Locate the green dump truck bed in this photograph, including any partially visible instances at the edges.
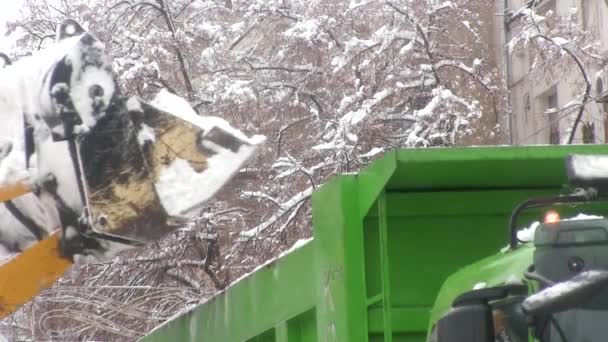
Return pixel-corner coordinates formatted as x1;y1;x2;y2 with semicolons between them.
142;145;608;342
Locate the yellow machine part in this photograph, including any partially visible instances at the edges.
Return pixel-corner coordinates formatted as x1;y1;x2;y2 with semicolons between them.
0;183;73;318
0;231;72;318
0;182;31;200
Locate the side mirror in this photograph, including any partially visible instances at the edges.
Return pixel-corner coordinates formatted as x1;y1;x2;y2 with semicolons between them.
437;303;493;342
522;270;608;316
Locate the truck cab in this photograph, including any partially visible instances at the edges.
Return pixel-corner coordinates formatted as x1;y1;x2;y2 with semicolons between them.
429;155;608;342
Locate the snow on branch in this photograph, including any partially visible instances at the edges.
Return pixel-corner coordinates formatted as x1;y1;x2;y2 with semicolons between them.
272;153;314;183
430;1;453;13
241;191;287;209
415;87;479;119
314;89;393;150
5;0;503;337
508;1;597;145
434;59;479;76
239;187;314;239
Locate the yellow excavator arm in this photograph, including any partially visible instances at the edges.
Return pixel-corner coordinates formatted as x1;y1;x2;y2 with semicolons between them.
0;183;31;201
0;18;262;320
0;183;72;319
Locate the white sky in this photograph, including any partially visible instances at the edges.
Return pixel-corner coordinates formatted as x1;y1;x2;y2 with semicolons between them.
0;1;24;51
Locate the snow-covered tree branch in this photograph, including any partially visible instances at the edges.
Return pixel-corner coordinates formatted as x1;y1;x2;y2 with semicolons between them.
507;2;600;144
2;0;504;339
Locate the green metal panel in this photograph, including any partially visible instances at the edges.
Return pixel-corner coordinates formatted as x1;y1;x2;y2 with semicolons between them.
362;189;560;342
388;145;608;190
357;152;398;220
142;242;316;341
312;175;369;341
428;244;535;327
141;145;608;342
247;329;275;342
277;309;317;342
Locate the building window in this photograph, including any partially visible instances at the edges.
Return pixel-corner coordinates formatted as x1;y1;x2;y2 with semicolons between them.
547;91;560;144
536;0;556;16
582;121;595;144
535;0;557;30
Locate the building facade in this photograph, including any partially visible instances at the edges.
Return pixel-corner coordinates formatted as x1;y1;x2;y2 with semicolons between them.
499;0;608;145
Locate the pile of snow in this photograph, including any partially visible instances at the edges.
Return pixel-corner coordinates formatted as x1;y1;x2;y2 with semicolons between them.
151;90;265;145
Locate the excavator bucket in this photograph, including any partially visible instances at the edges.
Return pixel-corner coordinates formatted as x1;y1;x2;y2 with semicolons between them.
74;91;263;247
0;18;264;319
0;91;263;317
0;19;266;258
0;16;265;316
0;18;263;259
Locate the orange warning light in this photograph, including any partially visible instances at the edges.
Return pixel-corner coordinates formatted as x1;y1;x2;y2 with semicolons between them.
544;211;560;224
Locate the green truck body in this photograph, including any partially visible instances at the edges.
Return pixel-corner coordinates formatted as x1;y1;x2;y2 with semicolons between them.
142;145;608;342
